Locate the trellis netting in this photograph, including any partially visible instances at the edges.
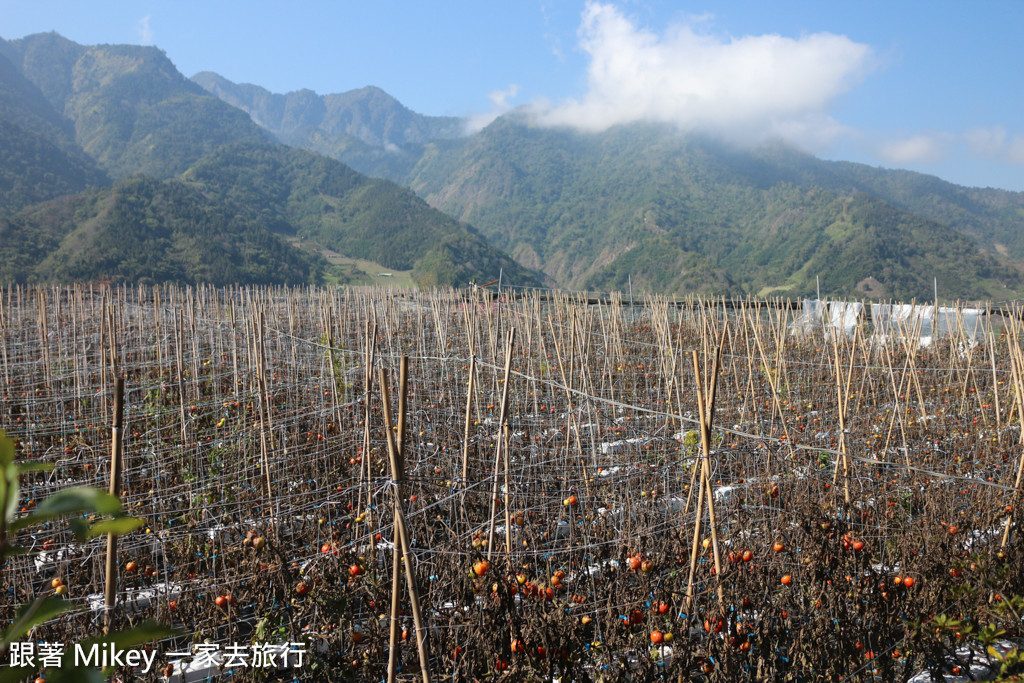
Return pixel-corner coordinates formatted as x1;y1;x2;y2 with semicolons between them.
3;284;1022;682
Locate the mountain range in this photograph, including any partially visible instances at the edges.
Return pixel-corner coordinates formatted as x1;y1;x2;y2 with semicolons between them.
1;30;1022;300
0;33;537;288
194;71;1024;301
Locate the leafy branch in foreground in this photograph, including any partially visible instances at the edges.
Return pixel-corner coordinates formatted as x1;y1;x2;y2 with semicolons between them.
0;429;179;682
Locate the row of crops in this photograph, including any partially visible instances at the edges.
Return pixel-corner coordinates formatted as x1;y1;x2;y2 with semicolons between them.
2;284;1024;681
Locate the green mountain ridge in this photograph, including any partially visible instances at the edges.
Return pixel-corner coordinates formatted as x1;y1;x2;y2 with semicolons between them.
180;141;541;287
191;71;461;180
399;118;1024;300
191;71;464;149
4;33;270;180
0;33;536;289
0;48;107;213
0;175;318;285
194;71;1024;300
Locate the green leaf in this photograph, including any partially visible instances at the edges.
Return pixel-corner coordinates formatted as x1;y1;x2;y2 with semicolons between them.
0;665;35;683
15;461;56;475
76;620;181;652
9;487;123;532
0;595;80;649
3;462;19;525
69;517;89;540
1;543;29;558
80;516;145;540
43;669;105;683
0;430;14;467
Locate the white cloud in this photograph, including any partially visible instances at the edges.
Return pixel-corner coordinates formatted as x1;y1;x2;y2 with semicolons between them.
489;84;520;110
136;15;153;45
965;126;1007;158
965;126;1024;164
530;2;873;149
464;84;522;133
877;134;950;164
1010;137;1024;164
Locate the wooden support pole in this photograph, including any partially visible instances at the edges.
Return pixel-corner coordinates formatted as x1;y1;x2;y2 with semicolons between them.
461;356;476;487
1002;329;1024;547
685;338;725;610
380;364;431;683
103;376;124;634
694;346;726;598
486;328;516;561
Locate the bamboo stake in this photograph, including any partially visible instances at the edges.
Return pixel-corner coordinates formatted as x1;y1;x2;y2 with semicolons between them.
379;366;431;683
386;359;409;683
486;328;516;561
1001;327;1024;547
461;356;476;487
103;375;124;634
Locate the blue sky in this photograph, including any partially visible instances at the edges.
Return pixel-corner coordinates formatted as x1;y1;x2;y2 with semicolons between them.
2;0;1022;191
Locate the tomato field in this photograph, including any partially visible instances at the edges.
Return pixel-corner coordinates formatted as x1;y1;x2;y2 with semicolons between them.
3;285;1024;682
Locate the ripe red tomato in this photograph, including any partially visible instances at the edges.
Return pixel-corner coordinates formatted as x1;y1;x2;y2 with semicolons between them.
125;561;138;572
214;595;228;608
350;564;363;576
902;576;915;588
295;581;310;595
781;574;793;586
741;550;753;562
650;630;664;644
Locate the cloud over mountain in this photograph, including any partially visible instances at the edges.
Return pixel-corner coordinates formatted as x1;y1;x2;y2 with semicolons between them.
532;2;873;148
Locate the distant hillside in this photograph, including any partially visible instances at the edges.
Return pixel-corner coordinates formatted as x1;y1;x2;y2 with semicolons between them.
0;45;106;213
0;33;537;289
181;141;542;288
395;118;1024;300
739;144;1024;264
194;74;1024;300
0;175;319;285
4;31;1023;299
3;33;268;179
192;72;463;179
